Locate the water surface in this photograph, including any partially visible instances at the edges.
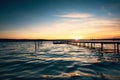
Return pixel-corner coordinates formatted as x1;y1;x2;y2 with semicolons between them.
0;42;120;80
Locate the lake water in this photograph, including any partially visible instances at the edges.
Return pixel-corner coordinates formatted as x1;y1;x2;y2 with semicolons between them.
0;42;120;80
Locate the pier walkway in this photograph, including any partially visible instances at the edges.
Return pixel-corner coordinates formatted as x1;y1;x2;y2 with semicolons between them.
68;39;120;54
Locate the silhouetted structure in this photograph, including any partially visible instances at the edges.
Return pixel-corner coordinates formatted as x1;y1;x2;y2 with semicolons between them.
69;39;120;54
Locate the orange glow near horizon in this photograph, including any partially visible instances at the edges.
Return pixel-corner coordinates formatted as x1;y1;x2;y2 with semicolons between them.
0;31;120;39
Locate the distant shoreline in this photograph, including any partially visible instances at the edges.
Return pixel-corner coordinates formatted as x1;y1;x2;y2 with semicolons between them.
0;38;120;42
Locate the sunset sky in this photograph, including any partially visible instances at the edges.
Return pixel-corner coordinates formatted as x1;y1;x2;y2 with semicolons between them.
0;0;120;39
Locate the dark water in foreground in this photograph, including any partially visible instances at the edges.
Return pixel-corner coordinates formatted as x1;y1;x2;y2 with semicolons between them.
0;42;120;80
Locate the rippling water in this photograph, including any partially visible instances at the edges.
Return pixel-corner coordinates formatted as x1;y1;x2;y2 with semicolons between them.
0;42;120;80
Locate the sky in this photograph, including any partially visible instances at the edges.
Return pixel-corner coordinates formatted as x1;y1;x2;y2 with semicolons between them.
0;0;120;39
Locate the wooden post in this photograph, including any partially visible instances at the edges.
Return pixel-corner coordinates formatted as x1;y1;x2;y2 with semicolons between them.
79;43;81;46
91;43;93;48
87;43;89;48
38;41;39;47
93;43;95;49
114;43;116;54
117;43;119;54
84;43;86;47
35;41;37;53
89;43;90;48
83;43;85;47
101;43;103;52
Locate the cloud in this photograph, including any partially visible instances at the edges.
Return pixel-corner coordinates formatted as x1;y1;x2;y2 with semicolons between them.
1;12;120;39
5;16;120;39
56;12;93;18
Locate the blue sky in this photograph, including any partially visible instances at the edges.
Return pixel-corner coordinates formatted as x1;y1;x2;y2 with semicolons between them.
0;0;120;39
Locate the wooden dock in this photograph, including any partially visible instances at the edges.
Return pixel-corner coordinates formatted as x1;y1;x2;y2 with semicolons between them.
68;39;120;54
30;39;120;54
1;39;119;54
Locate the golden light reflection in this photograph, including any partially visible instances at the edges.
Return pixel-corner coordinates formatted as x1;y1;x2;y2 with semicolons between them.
36;57;101;63
41;71;81;78
41;70;96;78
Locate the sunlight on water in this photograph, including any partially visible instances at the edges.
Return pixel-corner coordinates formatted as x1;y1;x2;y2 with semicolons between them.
0;42;120;80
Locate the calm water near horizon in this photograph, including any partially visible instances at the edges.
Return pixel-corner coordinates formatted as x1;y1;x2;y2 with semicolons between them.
0;42;120;80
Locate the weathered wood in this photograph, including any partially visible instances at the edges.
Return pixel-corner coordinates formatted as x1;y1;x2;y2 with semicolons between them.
79;43;81;46
91;43;93;48
35;41;37;53
117;43;119;54
101;43;103;51
114;43;116;54
69;39;120;54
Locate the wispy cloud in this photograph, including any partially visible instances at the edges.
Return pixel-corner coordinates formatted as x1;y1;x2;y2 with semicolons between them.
1;12;120;39
56;12;93;18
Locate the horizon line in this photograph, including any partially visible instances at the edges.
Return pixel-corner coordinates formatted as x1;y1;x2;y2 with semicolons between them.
0;38;120;40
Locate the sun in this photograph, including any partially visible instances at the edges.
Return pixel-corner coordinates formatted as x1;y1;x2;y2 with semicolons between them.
73;36;83;40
